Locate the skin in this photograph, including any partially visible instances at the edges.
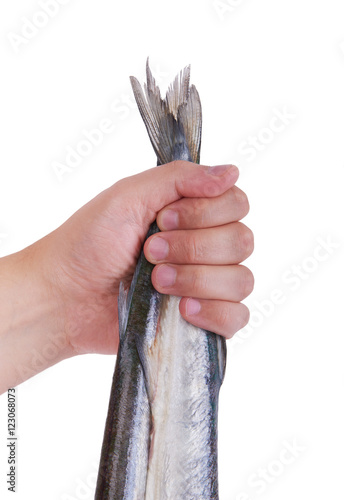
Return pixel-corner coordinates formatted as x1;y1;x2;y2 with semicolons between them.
0;161;253;394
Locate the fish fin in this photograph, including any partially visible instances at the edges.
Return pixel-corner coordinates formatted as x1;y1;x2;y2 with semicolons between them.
118;281;129;343
117;253;144;344
217;334;227;383
178;85;202;164
165;63;191;119
130;58;202;165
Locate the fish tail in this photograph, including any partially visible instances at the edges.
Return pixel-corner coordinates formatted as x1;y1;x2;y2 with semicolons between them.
130;58;202;165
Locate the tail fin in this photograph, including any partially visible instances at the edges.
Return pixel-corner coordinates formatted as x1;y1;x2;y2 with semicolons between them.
130;58;202;165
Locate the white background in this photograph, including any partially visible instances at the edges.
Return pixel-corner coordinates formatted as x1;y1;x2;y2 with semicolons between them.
0;0;343;499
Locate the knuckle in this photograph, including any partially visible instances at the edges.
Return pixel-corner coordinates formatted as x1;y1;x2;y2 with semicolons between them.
239;304;250;328
234;187;250;217
186;233;203;263
193;198;209;225
216;305;231;331
113;177;127;190
224;303;250;338
170;160;185;170
240;266;255;298
236;223;254;258
192;267;208;294
170;160;190;196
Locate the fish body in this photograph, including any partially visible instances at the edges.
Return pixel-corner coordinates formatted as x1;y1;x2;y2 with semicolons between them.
95;60;226;500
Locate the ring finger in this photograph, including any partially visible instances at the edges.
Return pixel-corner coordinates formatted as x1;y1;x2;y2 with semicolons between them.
151;263;254;302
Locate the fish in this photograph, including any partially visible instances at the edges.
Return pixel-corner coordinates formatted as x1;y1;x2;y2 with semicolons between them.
94;59;227;500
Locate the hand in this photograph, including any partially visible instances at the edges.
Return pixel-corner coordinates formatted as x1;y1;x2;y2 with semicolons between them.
47;160;253;355
0;160;253;391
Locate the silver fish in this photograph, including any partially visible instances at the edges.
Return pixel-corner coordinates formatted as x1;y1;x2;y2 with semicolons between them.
95;59;226;500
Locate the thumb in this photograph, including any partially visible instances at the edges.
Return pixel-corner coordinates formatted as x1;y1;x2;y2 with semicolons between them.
113;160;239;216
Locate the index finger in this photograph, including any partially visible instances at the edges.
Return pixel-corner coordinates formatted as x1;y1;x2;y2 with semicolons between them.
157;186;249;231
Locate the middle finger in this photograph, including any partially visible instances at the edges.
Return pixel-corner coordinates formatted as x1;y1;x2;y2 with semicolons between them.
144;222;254;266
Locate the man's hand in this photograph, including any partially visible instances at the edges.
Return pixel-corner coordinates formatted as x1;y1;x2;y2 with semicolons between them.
0;160;253;392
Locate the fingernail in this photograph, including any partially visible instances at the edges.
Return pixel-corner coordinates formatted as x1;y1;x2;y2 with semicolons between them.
148;237;169;260
186;298;201;315
208;164;238;176
156;265;177;287
161;209;179;230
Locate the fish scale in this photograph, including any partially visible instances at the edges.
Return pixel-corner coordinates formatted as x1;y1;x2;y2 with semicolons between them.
95;60;226;500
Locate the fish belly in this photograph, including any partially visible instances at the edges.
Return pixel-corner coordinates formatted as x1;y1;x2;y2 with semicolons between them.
143;295;221;500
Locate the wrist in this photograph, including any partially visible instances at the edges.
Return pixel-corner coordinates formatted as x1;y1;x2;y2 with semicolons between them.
0;238;75;393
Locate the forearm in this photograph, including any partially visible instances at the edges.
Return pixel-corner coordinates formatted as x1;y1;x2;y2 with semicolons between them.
0;241;74;394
